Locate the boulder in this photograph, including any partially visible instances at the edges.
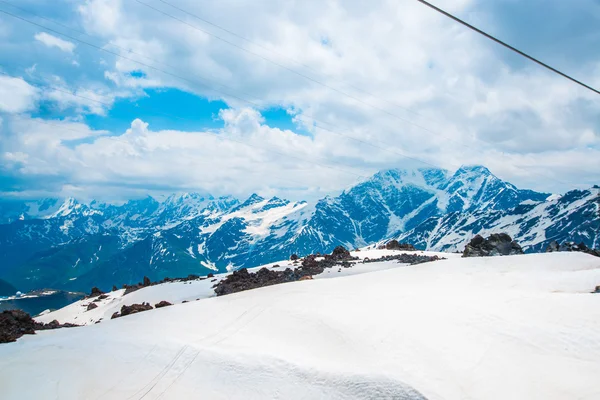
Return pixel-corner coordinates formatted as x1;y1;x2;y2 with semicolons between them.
290;254;299;261
299;275;313;281
86;303;98;311
331;246;352;261
143;276;151;287
463;233;524;257
155;301;172;308
385;240;416;251
112;285;118;292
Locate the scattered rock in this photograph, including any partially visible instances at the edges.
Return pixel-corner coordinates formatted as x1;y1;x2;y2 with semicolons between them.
182;300;188;304
462;233;524;257
86;303;98;311
546;241;600;257
155;301;172;308
290;254;299;261
272;264;280;268
385;240;416;251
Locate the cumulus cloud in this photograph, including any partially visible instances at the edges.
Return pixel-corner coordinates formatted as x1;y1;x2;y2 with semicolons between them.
34;32;76;53
0;76;38;113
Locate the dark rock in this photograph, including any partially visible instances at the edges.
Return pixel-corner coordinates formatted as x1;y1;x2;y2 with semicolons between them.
143;276;151;287
0;310;36;343
1;310;79;343
546;241;600;257
112;285;118;292
86;303;98;311
593;285;600;293
272;264;280;268
182;300;188;304
331;246;352;260
207;273;214;278
123;284;142;295
87;287;104;298
112;302;153;319
290;254;299;261
362;253;443;265
385;240;416;251
462;233;524;257
97;294;109;300
155;301;172;308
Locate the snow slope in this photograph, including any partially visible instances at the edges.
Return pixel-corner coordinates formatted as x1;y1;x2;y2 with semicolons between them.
2;251;600;399
35;249;457;326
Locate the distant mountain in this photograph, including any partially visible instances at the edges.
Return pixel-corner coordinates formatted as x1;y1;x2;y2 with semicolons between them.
0;278;17;297
0;165;597;292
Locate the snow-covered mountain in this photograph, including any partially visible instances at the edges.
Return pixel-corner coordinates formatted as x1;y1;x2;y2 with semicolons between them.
0;165;597;292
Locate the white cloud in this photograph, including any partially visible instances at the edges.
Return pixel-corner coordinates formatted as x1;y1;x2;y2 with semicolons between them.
1;0;599;200
0;76;38;113
34;32;76;53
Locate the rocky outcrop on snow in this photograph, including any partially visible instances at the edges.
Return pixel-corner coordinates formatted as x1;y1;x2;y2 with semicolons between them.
383;240;416;251
1;310;78;343
214;246;360;296
154;301;172;308
462;234;524;257
86;303;98;311
363;253;443;264
111;303;153;319
546;241;600;257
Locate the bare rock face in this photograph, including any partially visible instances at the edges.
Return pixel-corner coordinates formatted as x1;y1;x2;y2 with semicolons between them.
546;241;600;258
385;240;416;251
463;233;524;257
154;301;173;308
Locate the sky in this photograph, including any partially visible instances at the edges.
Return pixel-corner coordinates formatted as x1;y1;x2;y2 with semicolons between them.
0;0;599;203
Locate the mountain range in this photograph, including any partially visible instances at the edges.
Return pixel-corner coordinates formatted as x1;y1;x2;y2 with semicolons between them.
0;165;598;293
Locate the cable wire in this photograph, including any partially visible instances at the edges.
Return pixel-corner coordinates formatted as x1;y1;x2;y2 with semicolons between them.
415;0;600;96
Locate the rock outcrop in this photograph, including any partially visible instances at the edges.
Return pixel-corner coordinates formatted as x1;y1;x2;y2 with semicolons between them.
111;303;153;319
384;240;416;251
546;241;600;257
1;310;78;343
155;301;172;308
462;234;524;257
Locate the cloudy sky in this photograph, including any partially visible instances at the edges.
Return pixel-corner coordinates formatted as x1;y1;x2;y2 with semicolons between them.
0;0;599;202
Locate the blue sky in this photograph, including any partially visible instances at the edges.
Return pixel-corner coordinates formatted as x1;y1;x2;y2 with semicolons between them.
0;0;598;202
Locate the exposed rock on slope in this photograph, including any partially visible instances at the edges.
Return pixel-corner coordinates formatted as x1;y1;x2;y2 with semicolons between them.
1;310;78;343
462;234;524;257
546;241;600;257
